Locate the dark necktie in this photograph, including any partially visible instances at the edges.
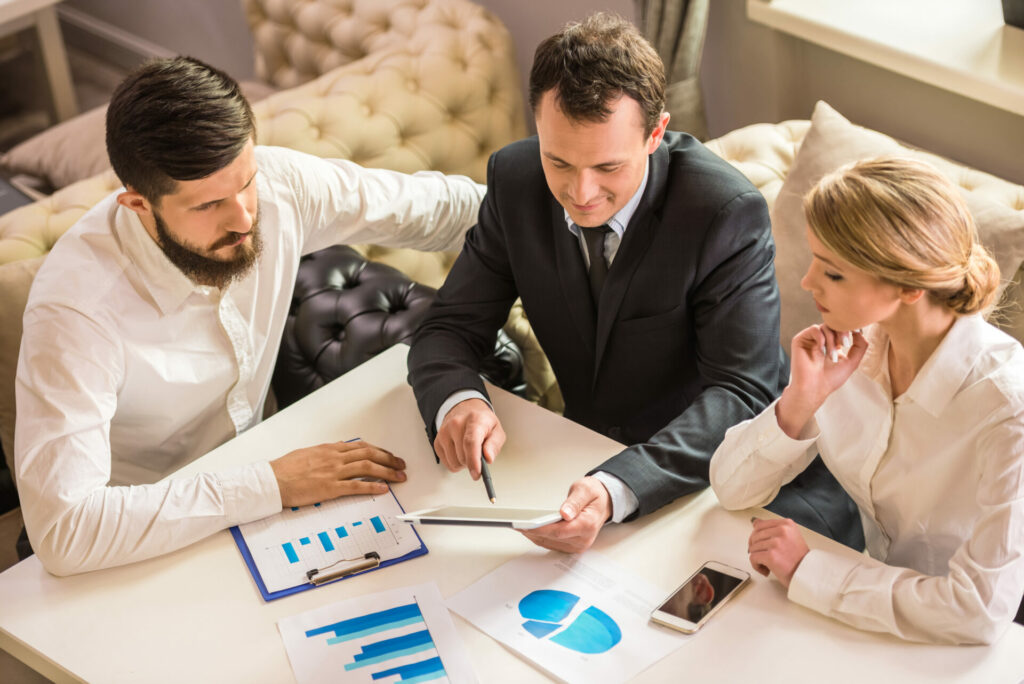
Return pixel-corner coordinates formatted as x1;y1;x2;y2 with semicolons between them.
580;225;611;306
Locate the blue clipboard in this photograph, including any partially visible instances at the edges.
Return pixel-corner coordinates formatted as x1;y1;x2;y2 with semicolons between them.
230;484;428;602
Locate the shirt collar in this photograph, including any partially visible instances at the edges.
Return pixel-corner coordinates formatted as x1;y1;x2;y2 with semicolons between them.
859;314;985;417
112;201;210;314
903;314;987;416
564;158;650;239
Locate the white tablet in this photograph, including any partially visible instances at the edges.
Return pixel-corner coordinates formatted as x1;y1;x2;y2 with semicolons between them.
396;506;562;530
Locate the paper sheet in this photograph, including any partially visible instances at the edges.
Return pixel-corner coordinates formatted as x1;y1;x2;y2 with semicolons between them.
237;491;423;594
446;551;687;683
279;582;477;684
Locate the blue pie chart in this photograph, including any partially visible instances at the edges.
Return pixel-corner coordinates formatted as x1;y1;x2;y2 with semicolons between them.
518;589;622;654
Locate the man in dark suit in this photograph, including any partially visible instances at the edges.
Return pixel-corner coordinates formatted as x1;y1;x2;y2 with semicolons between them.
408;13;860;553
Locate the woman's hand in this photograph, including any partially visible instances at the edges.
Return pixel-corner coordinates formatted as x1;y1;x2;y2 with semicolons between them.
775;325;868;438
748;518;810;588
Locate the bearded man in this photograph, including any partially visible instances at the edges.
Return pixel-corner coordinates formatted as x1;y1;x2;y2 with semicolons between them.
14;56;485;575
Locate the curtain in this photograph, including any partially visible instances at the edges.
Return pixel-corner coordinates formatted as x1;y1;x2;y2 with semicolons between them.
635;0;710;140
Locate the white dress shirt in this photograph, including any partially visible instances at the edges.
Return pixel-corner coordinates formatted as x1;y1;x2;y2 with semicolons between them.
710;315;1024;644
435;163;650;522
15;145;485;575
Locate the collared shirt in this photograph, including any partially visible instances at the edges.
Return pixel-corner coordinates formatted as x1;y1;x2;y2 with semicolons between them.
710;315;1024;644
15;145;485;575
436;161;650;523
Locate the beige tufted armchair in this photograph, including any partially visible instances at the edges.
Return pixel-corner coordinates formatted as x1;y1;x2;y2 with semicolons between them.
0;0;530;468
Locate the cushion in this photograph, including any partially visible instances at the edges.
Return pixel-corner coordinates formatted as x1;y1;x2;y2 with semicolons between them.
1;105;110;192
0;256;43;479
0;81;277;193
770;101;1024;346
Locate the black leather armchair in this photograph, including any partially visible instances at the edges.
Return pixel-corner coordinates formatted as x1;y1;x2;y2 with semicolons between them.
272;245;525;409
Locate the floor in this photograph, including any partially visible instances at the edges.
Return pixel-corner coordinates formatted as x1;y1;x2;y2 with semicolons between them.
0;30;126;684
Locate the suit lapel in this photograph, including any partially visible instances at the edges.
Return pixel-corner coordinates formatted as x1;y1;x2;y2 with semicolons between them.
551;198;597;354
592;144;670;384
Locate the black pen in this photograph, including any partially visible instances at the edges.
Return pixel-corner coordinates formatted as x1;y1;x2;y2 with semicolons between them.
480;457;496;504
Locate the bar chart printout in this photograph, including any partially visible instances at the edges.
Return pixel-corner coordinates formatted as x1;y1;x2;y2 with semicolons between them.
278;583;477;684
237;490;423;594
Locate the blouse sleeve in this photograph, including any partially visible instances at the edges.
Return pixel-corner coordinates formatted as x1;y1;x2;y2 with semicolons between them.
709;398;821;510
787;413;1024;644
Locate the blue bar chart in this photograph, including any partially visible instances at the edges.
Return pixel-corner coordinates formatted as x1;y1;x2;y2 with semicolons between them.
278;584;477;684
303;602;448;682
277;514;395;565
237;492;424;594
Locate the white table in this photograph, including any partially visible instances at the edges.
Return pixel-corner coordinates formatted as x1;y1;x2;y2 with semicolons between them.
0;345;1022;683
0;0;78;122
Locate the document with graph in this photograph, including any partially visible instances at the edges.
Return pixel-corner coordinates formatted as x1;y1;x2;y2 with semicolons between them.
278;582;477;684
230;486;427;601
447;550;686;683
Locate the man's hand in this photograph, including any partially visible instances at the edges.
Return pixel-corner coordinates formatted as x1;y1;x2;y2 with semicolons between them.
270;440;406;508
520;476;611;553
747;517;809;588
434;398;505;478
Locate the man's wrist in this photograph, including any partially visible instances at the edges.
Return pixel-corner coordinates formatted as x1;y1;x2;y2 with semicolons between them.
590;471;638;523
435;390;491;433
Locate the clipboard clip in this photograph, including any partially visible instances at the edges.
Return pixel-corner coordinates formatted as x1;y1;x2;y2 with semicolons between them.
306;551;381;586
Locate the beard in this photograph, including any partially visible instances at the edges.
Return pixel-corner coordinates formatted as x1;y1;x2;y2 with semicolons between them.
153;207;263;289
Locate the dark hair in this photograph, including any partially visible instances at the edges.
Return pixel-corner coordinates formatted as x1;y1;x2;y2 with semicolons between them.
106;56;255;204
528;12;665;137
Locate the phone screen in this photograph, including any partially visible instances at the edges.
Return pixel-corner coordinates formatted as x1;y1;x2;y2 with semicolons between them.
656;567;745;623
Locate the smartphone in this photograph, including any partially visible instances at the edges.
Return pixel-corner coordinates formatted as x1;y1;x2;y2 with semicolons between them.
650;560;750;633
395;505;562;530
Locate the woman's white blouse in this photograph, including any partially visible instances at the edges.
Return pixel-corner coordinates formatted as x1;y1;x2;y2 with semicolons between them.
710;315;1024;644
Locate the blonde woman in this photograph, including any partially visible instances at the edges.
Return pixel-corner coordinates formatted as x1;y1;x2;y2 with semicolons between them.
709;157;1024;644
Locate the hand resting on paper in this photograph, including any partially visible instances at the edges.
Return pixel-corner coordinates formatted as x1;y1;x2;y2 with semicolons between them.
520;476;611;553
270;439;406;507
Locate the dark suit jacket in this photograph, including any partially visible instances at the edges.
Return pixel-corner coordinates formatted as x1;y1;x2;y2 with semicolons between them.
409;133;860;544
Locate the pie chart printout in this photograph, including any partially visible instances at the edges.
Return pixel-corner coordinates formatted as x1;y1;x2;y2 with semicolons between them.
448;552;687;683
518;589;622;654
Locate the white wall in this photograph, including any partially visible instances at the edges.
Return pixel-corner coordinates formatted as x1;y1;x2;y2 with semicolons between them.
701;0;1024;186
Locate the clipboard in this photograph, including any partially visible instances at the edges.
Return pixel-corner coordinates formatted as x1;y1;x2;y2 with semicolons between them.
230;484;427;602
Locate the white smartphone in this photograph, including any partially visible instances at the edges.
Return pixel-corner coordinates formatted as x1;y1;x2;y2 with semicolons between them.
395;505;562;530
650;560;750;634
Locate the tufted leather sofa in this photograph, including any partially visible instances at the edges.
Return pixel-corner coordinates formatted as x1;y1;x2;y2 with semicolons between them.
273;245;524;409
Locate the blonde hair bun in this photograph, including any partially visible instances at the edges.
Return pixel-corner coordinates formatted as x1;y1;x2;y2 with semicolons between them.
804;156;1000;316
